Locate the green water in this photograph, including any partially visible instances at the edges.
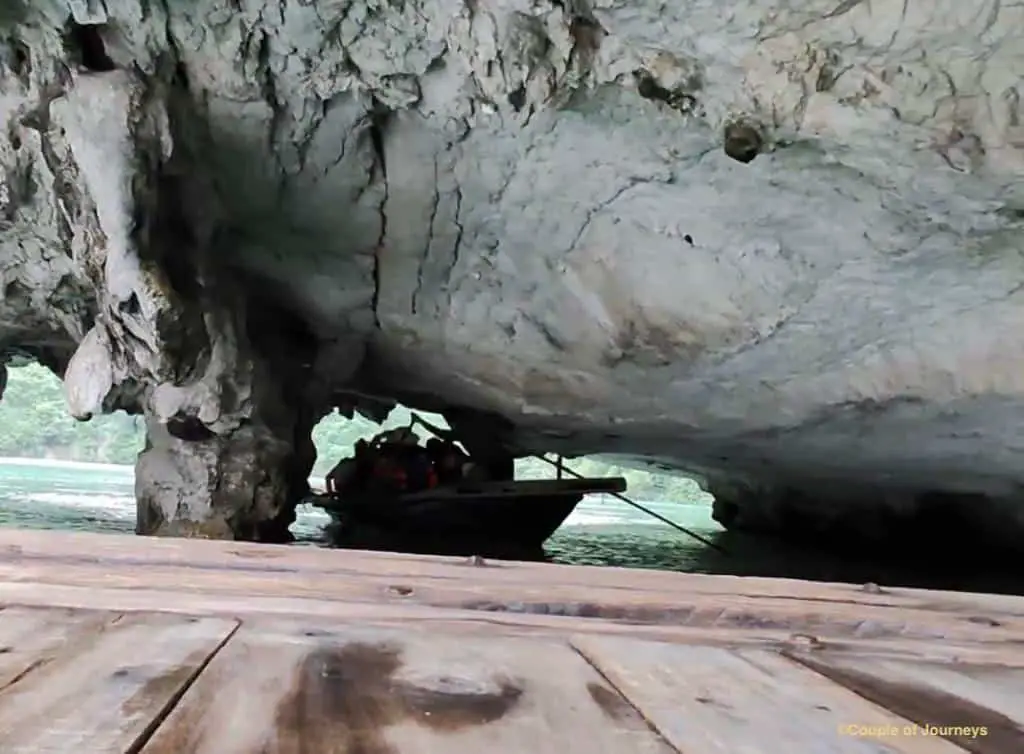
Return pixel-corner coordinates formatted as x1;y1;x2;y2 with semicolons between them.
0;457;724;564
0;457;1018;594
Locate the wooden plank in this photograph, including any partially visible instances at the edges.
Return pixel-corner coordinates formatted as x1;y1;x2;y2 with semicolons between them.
573;635;966;753
6;528;1024;636
3;579;1024;665
4;529;1024;625
1;549;1022;648
0;611;237;753
791;652;1024;754
140;621;675;754
0;555;955;627
0;606;118;688
1;530;1023;661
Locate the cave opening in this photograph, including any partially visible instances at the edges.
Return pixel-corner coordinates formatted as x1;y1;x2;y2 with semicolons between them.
3;360;1022;594
304;404;718;557
0;360;720;554
62;19;116;73
0;361;143;530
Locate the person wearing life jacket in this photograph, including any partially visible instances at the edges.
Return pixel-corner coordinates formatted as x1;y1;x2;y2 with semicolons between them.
404;443;437;492
366;427;414;493
370;447;408;493
325;439;370;496
427;438;468;486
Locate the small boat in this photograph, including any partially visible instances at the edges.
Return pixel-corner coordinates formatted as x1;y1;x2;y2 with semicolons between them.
309;476;627;559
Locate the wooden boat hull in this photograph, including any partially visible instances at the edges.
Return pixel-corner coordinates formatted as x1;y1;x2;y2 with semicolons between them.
310;477;625;559
321;491;584;559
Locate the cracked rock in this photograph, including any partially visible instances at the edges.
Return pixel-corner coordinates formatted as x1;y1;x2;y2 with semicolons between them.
0;0;1021;552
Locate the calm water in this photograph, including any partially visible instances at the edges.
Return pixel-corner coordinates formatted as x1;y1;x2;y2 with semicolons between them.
0;457;722;561
0;457;1019;594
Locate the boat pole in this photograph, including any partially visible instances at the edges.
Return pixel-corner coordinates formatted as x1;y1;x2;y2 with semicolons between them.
531;453;730;556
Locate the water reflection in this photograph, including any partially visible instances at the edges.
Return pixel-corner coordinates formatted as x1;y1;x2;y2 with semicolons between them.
550;525;1021;595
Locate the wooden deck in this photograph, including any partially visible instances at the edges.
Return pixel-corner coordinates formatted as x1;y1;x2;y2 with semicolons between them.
0;529;1022;752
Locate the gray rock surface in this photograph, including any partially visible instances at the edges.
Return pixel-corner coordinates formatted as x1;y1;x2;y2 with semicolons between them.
0;0;1022;548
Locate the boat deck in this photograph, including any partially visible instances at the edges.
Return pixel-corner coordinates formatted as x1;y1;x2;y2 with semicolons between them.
0;528;1022;753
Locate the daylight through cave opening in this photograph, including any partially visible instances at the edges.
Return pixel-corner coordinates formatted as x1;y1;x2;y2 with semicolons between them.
0;360;143;464
307;402;718;555
0;360;719;551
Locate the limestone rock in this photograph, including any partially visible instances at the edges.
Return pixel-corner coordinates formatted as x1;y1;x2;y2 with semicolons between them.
0;0;1021;547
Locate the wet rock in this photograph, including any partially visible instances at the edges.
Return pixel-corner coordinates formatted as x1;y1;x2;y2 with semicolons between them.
136;415;310;544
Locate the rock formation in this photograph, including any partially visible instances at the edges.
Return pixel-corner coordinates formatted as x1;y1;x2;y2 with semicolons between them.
0;1;1022;553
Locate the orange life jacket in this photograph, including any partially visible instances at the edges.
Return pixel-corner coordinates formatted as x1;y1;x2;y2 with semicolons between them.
373;458;407;490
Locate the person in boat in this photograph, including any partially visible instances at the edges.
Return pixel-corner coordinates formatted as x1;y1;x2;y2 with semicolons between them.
426;437;469;486
408;443;439;492
408;412;511;483
367;452;408;494
325;439;371;496
368;427;438;494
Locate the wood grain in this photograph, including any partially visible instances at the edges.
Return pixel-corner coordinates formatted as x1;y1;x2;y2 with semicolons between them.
0;611;237;753
573;635;966;754
0;526;1019;754
0;530;1021;649
0;560;1013;643
141;621;676;754
3;580;1023;668
0;606;117;688
2;528;1022;620
791;652;1024;754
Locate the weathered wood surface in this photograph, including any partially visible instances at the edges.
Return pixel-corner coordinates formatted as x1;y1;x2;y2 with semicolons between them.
3;580;1022;672
789;653;1024;754
0;606;114;688
3;528;1021;617
574;635;965;754
0;606;1017;754
0;529;1021;753
0;529;1022;655
0;609;236;752
140;622;674;754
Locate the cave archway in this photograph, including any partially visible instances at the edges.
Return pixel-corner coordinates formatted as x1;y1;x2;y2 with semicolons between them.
0;362;719;554
304;402;718;556
301;404;454;541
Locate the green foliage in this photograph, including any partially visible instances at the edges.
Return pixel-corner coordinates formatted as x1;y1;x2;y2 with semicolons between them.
0;364;145;464
0;364;705;502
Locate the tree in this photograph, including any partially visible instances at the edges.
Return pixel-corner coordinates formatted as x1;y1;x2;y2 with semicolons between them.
0;363;144;464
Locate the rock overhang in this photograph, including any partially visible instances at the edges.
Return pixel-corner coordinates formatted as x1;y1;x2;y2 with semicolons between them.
0;0;1022;545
